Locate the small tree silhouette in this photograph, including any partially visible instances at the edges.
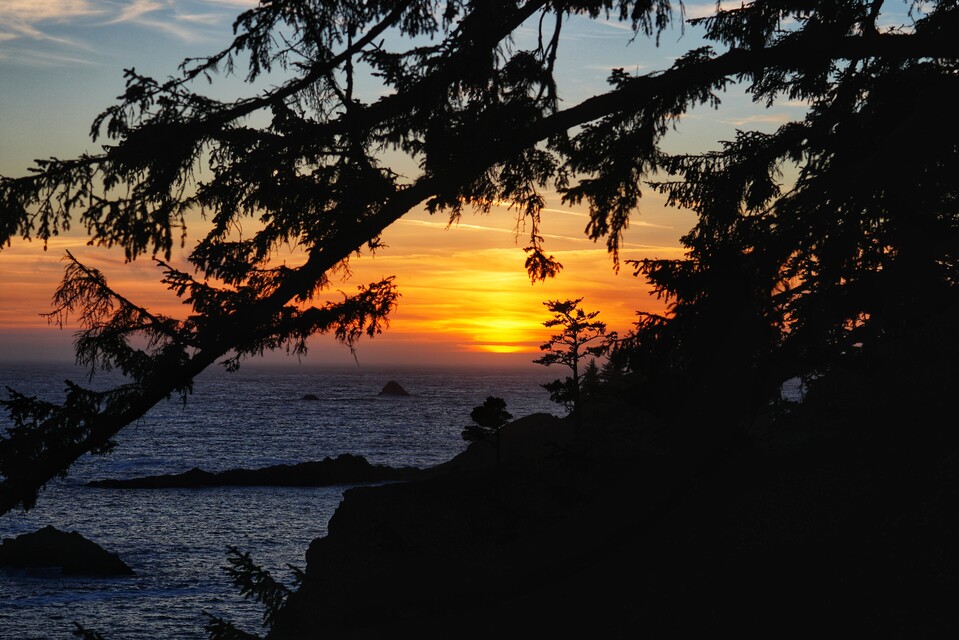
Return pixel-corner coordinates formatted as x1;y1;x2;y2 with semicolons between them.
580;358;602;405
534;298;614;419
462;396;512;467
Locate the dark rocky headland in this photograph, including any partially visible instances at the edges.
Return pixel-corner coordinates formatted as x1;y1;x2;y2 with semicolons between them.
263;396;959;638
87;453;422;489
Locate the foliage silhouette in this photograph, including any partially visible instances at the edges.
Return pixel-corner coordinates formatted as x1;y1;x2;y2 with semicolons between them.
534;298;614;416
67;547;300;640
0;0;955;519
462;396;513;467
204;546;304;640
602;1;959;444
0;2;957;638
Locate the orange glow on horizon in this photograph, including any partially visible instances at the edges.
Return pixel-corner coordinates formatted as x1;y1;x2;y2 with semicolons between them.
0;196;687;364
469;315;539;346
474;344;530;354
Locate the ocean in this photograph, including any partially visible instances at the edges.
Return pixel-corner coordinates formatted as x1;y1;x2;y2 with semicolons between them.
0;361;559;639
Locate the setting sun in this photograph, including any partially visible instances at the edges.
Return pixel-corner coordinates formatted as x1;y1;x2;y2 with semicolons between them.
465;315;541;352
475;344;529;354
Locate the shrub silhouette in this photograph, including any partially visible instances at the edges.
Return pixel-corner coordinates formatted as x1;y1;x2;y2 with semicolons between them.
462;397;513;467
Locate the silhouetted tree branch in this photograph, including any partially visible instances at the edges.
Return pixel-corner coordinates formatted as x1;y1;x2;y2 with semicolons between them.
2;1;958;514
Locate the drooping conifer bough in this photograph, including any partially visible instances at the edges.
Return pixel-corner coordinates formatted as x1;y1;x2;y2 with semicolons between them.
2;1;957;515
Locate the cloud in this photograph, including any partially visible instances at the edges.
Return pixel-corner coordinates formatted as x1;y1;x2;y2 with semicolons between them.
0;46;100;66
0;0;103;23
104;0;233;42
722;113;794;127
107;0;165;24
683;2;747;21
397;216;605;247
595;18;640;33
0;0;103;44
0;1;249;51
540;206;673;229
108;0;255;26
203;0;259;7
566;14;684;39
175;11;228;26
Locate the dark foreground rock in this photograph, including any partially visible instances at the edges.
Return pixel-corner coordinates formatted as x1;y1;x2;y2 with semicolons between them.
267;408;959;638
87;453;422;489
0;526;134;576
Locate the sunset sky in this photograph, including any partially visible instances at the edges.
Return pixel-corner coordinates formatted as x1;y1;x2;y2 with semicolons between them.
0;1;810;369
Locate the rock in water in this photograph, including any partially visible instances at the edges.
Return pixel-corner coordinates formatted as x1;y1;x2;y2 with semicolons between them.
301;394;320;401
86;454;423;489
378;381;410;396
0;525;135;576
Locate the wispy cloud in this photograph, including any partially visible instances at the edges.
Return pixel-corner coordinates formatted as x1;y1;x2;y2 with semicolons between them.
0;0;250;52
203;0;259;7
0;0;104;23
176;11;227;26
396;213;672;249
104;0;236;42
683;2;746;21
539;207;673;229
399;218;517;235
566;14;684;39
0;46;100;66
0;0;103;44
398;217;584;245
394;217;585;248
107;0;165;24
722;113;794;127
540;207;589;217
595;18;639;33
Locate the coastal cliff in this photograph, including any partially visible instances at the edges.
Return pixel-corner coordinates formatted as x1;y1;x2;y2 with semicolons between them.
264;402;959;637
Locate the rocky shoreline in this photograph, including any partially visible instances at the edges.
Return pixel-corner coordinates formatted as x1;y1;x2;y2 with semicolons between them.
263;407;959;637
13;405;956;636
86;453;423;489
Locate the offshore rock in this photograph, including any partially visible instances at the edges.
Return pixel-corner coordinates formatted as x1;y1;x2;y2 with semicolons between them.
378;381;410;396
86;453;422;489
0;526;134;576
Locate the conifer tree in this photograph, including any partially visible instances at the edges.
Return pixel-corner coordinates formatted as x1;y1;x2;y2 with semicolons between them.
616;1;959;434
534;298;613;415
462;396;513;466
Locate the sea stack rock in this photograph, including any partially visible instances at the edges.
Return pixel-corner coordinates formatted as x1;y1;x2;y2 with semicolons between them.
378;381;410;396
0;525;135;576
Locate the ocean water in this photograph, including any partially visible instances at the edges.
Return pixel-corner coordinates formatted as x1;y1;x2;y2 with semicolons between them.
0;362;559;639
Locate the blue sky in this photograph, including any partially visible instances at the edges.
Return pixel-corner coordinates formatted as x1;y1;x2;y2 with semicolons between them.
0;1;779;172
